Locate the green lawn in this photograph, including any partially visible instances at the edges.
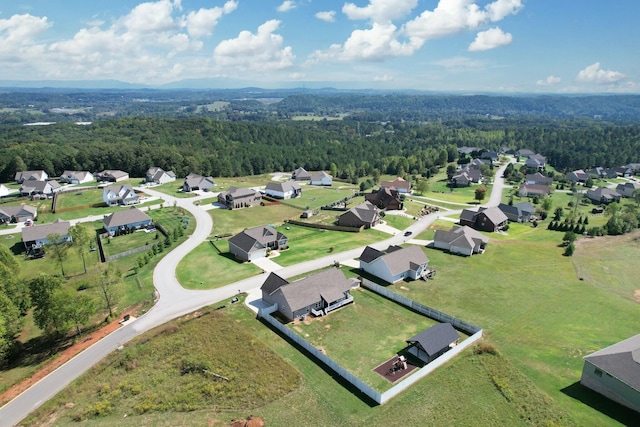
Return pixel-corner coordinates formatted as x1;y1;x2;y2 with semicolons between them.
381;214;415;231
209;204;301;237
101;229;159;257
55;189;105;209
145;182;196;198
277;185;359;210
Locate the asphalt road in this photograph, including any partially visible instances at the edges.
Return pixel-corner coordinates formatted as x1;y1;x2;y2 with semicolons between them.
0;162;510;426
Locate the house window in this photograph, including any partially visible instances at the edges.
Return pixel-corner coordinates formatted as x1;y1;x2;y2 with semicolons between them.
594;368;602;377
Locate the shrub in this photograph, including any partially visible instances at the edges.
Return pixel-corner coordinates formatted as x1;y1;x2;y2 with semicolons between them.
475;340;500;356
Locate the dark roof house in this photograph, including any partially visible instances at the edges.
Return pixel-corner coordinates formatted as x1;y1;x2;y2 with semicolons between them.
433;225;489;256
183;173;215;192
15;170;48;183
264;181;302;199
0;205;37;224
359;245;429;284
95;170;129;182
103;206;152;235
498;202;535;223
616;181;640;198
218;186;262;209
525;172;553;186
337;201;381;229
586;187;621;204
364;187;402;210
229;225;288;262
459;206;508;232
20;180;61;198
292;167;311;181
406;323;460;363
21;219;71;254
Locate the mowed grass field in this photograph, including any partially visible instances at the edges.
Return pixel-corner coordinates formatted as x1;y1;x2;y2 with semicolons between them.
209;204;300;237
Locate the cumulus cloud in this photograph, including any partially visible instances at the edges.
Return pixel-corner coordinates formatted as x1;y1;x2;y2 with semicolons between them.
576;62;626;84
213;20;295;71
184;1;238;38
0;13;51;44
289;72;305;79
277;1;296;12
342;0;418;22
120;0;179;33
374;74;393;81
468;27;512;51
315;11;336;22
536;75;561;86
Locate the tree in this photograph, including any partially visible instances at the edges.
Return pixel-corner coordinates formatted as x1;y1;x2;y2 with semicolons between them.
541;197;553;212
564;242;575;256
474;187;487;203
415;179;429;195
28;274;64;334
563;231;577;244
69;224;93;274
446;164;457;180
95;264;123;319
585;177;594;188
57;289;96;335
45;233;71;277
553;207;564;221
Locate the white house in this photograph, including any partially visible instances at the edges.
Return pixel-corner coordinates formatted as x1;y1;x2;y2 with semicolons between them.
102;184;139;206
0;184;10;197
310;171;333;186
146;167;176;185
433;225;489;256
15;170;48;183
265;181;302;199
359;245;429;284
60;170;94;184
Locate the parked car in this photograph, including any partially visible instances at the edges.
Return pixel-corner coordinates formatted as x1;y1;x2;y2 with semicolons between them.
403;231;412;236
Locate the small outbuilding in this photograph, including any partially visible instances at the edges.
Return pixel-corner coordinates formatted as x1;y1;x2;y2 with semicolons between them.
405;323;460;363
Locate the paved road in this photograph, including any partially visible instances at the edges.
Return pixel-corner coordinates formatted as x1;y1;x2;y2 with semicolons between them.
0;162;511;426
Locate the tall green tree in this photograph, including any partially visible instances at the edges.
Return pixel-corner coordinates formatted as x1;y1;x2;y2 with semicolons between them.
69;224;93;274
474;187;487;203
28;274;64;334
55;289;96;335
95;264;123;319
46;233;71;277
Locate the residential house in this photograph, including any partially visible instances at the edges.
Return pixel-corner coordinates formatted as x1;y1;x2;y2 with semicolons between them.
380;177;412;194
480;150;498;162
228;225;288;262
518;183;550;198
364;187;402;210
21;218;71;255
337;201;381;229
450;168;482;187
102;184;139;206
310;171;333;186
516;148;535;158
525;154;547;169
405;323;460;364
19;180;61;198
525;172;553;186
566;169;590;184
580;333;640;414
459;206;508;232
624;163;640;174
457;146;480;155
261;268;354;321
469;158;491;168
145;167;176;185
616;166;634;178
0;184;9;197
15;170;48;183
498;202;535;223
586;187;621;204
95;170;129;182
616;181;640;198
0;205;37;224
292;167;311;181
183;173;215;192
103;206;152;236
218;186;262;209
60;170;94;184
264;181;302;199
588;167;618;179
359;245;429;284
433;225;488;256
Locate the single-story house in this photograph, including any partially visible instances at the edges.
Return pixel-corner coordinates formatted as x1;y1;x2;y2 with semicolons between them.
405;323;460;364
103;206;152;236
95;170;129;182
364;187;402;210
359;245;429;284
218;186;262;209
516;148;536;158
525;154;546;169
145;167;176;185
380;177;412;194
310;171;333;186
0;205;37;224
0;184;10;198
337;201;381;229
518;183;550;198
586;187;621;204
616;181;640;198
183;173;215;192
264;181;302;199
480;150;499;162
22;218;71;255
261;268;354;321
589;167;618;179
459;207;508;232
20;180;61;198
102;184;139;206
451;168;482;187
433;225;488;256
469;158;491;168
525;172;553;186
616;166;634;178
229;225;288;262
624;163;640;174
566;169;590;184
580;333;640;414
60;170;94;184
498;202;535;223
292;167;311;181
15;170;48;183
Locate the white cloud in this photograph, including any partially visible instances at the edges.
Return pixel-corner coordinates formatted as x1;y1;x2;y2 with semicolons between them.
213;20;295;71
576;62;626;84
468;27;512;51
120;0;179;33
0;13;51;44
342;0;418;22
374;74;393;81
184;1;238;38
277;1;296;12
486;0;523;21
289;72;305;79
315;11;336;22
536;75;561;86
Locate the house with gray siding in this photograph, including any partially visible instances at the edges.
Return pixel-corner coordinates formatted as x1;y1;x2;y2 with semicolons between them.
586;187;621;204
0;205;37;224
20;180;61;198
218;186;262;209
183;173;215;192
337;201;381;229
433;225;488;256
228;225;288;262
60;170;94;184
359;245;429;284
264;181;302;199
498;202;535;223
406;323;460;363
103;206;152;235
21;219;71;255
15;170;48;183
616;181;640;198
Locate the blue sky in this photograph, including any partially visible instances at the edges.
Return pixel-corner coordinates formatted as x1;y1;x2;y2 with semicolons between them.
0;0;638;92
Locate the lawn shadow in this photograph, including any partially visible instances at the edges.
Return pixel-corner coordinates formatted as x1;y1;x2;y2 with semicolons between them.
560;381;639;426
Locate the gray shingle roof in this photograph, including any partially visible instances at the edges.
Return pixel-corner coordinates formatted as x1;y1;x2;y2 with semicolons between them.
265;181;301;193
103;206;151;229
276;268;353;312
584;334;640;392
406;323;460;357
229;225;285;252
22;219;70;242
347;201;380;222
361;245;429;276
261;272;289;296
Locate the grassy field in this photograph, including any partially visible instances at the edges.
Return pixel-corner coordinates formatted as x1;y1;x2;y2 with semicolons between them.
209;204;301;237
55;189;105;209
101;229;158;257
381;214;415;231
144;182;196;198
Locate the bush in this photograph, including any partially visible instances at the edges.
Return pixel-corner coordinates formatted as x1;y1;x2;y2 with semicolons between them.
474;340;500;355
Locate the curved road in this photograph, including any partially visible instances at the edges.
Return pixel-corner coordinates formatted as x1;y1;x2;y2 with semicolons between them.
0;161;511;427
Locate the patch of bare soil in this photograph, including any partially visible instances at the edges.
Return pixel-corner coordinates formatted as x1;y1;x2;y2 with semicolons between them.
634;290;640;304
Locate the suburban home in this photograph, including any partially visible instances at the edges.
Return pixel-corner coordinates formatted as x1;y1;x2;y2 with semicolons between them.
102;184;139;206
624;163;640;174
586;187;621;204
95;170;129;182
433;225;489;256
616;166;634;178
459;206;508;232
218;186;262;209
261;268;355;321
292;167;311;181
145;167;176;185
15;170;48;183
589;167;618;179
365;187;402;210
405;323;460;364
451;168;482;187
0;184;10;198
518;183;550;198
498;202;535;223
264;181;302;199
525;172;553;186
60;170;94;184
359;245;429;284
457;146;480;155
616;181;640;198
337;201;381;229
525;154;546;169
21;218;71;256
469;158;491;168
480;150;498;162
580;333;640;414
19;180;61;198
566;169;590;184
380;177;412;194
0;205;37;224
103;206;152;236
183;173;215;192
516;148;535;158
310;171;333;186
228;225;288;262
